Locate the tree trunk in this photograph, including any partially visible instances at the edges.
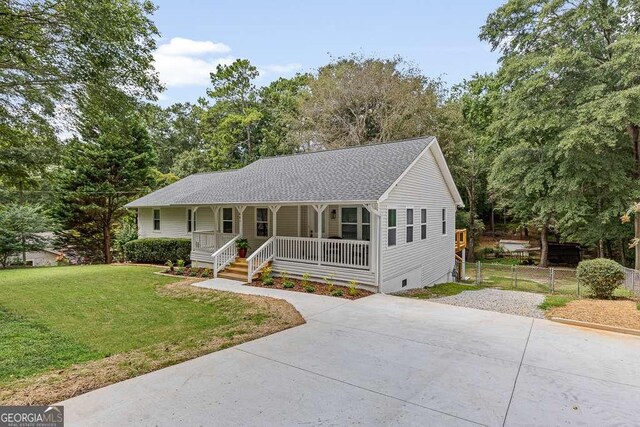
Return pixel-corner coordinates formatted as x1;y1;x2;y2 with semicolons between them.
539;223;549;268
598;239;605;258
636;215;640;270
466;186;475;262
490;204;495;237
103;226;112;264
629;124;640;270
620;239;627;267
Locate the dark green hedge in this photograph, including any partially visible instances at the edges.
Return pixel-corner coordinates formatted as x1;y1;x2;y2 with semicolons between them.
123;238;191;264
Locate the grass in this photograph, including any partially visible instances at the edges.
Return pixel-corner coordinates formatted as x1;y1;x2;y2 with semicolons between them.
0;265;302;404
538;295;571;310
399;282;484;299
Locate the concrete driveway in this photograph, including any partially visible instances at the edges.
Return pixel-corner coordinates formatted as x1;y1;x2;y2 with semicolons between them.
61;280;640;426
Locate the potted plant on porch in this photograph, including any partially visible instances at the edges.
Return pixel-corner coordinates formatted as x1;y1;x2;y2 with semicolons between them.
236;238;250;258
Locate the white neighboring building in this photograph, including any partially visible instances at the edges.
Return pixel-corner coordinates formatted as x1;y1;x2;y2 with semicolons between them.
9;249;60;267
126;136;465;293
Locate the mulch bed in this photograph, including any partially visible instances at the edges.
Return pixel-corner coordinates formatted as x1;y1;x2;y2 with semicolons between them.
548;299;640;331
159;267;214;279
248;277;372;300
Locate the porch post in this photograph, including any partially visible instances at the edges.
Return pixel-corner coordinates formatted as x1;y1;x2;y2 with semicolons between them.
365;203;380;285
236;205;247;237
269;205;281;237
312;204;327;265
192;206;199;232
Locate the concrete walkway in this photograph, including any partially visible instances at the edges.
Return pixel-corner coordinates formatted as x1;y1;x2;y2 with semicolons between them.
60;280;640;426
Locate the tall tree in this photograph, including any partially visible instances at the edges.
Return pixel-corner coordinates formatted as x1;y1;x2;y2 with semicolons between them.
0;0;160;186
53;88;154;263
296;55;443;148
0;203;51;267
144;103;204;173
481;0;640;267
199;60;308;170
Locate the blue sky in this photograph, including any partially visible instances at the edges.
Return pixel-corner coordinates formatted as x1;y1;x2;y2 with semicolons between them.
152;0;504;106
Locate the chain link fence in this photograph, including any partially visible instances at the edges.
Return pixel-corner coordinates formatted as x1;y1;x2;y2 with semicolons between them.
465;262;640;297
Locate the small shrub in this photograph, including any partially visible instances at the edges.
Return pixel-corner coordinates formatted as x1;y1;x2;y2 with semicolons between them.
283;281;295;289
263;276;274;286
202;268;212;278
576;258;624;299
164;260;174;272
330;289;344;297
123;238;191;264
176;267;184;275
280;270;289;282
348;280;358;296
302;272;311;287
261;266;272;282
324;275;334;293
176;259;185;268
304;284;316;293
189;269;198;277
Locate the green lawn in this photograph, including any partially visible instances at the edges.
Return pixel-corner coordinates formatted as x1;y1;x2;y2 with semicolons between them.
399;282;484;299
0;265;301;403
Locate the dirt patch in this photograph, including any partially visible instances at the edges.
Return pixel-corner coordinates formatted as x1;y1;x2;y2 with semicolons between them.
248;277;373;300
0;281;304;406
548;299;640;331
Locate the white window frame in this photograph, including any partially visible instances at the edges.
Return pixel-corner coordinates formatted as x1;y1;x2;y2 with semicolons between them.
442;208;447;236
361;206;371;242
187;208;197;233
255;207;269;238
420;208;427;240
152;208;161;232
406;207;414;244
387;208;397;247
339;206;359;240
221;207;234;234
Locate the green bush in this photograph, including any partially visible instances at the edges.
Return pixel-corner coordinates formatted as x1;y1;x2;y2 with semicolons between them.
283;281;295;289
576;258;624;299
123;238;191;264
330;289;344;297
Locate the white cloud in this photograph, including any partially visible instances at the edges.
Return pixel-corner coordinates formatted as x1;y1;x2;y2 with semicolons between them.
155;52;235;87
154;37;302;90
156;37;231;56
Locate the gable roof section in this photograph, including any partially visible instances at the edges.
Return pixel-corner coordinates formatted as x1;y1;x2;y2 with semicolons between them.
126;136;462;207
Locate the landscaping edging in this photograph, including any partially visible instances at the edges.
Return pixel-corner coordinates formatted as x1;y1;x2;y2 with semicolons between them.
551;317;640;337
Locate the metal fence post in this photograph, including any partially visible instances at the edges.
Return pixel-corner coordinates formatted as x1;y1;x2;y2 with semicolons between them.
476;261;481;285
550;268;555;294
512;265;517;288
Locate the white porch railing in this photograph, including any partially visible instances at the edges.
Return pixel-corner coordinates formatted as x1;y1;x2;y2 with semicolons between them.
247;236;275;283
212;235;240;278
192;231;237;254
274;236;369;270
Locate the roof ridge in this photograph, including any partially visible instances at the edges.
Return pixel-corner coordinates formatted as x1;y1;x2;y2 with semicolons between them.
252;135;435;163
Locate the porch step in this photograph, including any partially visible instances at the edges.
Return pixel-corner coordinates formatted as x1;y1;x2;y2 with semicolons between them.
225;265;249;275
218;271;249;281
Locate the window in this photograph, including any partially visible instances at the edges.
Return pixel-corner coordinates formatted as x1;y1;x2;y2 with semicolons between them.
153;209;160;231
406;208;414;243
442;208;447;235
421;209;427;240
256;207;269;237
341;207;358;239
388;209;397;247
222;208;233;233
361;207;371;241
187;209;197;233
402;278;407;288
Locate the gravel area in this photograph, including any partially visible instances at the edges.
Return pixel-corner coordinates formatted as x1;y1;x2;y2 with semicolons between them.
432;288;546;318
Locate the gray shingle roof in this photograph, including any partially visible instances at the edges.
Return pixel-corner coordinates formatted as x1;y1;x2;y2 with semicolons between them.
126;136;435;207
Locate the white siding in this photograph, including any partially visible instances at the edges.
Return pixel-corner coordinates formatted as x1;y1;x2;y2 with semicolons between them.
138;207;191;238
379;148;457;293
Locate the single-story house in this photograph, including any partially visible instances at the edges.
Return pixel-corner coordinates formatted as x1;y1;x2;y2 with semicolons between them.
126;136;465;293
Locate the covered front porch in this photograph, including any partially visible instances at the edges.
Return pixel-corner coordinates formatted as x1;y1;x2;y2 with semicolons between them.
189;203;379;289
